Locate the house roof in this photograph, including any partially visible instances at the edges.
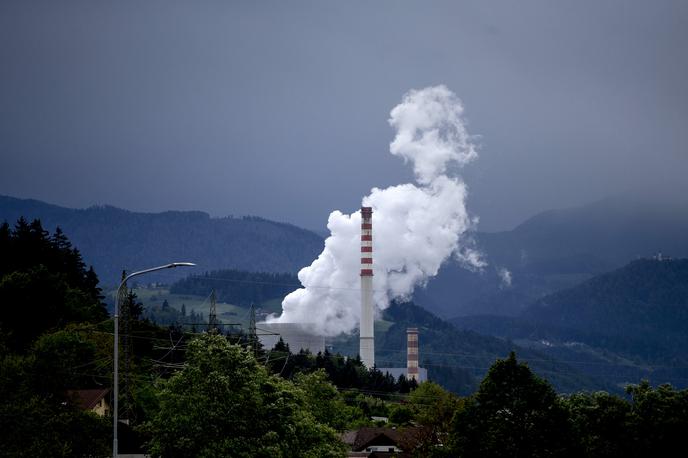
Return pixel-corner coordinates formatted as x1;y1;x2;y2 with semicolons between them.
342;427;426;452
66;388;110;410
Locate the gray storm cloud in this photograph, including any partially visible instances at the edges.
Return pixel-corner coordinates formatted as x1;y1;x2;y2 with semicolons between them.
267;85;484;335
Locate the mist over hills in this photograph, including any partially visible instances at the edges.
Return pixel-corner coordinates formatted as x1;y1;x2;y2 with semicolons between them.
0;195;323;285
419;194;688;318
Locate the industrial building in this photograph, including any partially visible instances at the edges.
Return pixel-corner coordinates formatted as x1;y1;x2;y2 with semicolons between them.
378;327;428;382
259;206;427;382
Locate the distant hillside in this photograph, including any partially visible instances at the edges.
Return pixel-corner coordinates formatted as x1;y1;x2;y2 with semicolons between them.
0;195;323;285
525;259;688;342
452;259;688;389
331;301;611;395
420;194;688;318
170;269;299;307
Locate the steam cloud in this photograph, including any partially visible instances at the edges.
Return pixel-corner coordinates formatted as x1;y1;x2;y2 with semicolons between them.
267;85;484;335
498;267;513;289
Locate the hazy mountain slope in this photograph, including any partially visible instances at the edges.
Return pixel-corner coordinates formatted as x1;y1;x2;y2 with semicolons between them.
523;259;688;357
331;301;611;395
0;195;323;285
420;194;688;318
452;259;688;389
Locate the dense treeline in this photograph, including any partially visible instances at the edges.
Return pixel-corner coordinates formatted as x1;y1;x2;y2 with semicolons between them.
0;218;106;351
142;298;207;329
263;339;418;395
170;269;299;307
442;353;688;458
0;219;112;455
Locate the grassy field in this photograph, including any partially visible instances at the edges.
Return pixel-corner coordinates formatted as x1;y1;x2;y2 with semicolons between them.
109;286;253;327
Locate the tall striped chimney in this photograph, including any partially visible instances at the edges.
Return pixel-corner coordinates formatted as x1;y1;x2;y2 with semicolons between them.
407;327;419;381
360;206;374;368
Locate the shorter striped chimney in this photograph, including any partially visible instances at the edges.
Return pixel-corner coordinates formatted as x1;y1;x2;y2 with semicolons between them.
407;327;419;381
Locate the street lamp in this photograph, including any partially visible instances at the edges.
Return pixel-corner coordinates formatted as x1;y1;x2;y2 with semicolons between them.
113;262;195;457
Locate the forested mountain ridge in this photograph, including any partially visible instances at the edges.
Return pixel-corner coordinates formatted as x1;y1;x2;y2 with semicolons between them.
420;194;688;318
452;259;688;389
524;259;688;347
0;195;323;285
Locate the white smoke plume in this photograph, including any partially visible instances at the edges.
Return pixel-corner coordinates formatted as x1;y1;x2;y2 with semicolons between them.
267;85;484;336
498;267;513;289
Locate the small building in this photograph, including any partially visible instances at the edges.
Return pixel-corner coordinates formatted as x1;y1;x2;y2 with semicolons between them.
66;388;111;417
342;427;426;457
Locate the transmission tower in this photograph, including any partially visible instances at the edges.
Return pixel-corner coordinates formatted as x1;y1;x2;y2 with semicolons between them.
249;303;258;356
207;289;219;334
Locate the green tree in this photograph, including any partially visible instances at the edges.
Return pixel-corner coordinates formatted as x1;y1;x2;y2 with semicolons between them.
0;392;110;458
143;334;346;457
408;381;462;454
30;329;99;394
626;381;688;457
450;352;573;458
563;391;633;458
388;404;414;426
124;290;144;321
293;370;366;431
0;219;107;352
0;337;110;457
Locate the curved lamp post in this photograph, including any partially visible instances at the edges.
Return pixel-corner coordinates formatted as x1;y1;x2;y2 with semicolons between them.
113;262;195;457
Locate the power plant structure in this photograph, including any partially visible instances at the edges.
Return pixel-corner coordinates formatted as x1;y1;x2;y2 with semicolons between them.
360;206;375;368
378;327;427;382
406;327;419;381
256;205;427;382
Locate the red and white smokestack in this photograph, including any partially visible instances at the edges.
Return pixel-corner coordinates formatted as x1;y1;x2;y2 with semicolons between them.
407;327;419;381
360;206;374;368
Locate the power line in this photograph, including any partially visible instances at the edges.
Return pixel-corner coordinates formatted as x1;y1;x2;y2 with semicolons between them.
147;269;388;293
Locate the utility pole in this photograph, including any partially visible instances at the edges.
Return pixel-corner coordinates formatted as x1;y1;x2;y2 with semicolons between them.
113;262;196;457
121;272;133;423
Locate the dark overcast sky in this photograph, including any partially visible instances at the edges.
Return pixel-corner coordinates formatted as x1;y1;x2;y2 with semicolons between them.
1;0;686;232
